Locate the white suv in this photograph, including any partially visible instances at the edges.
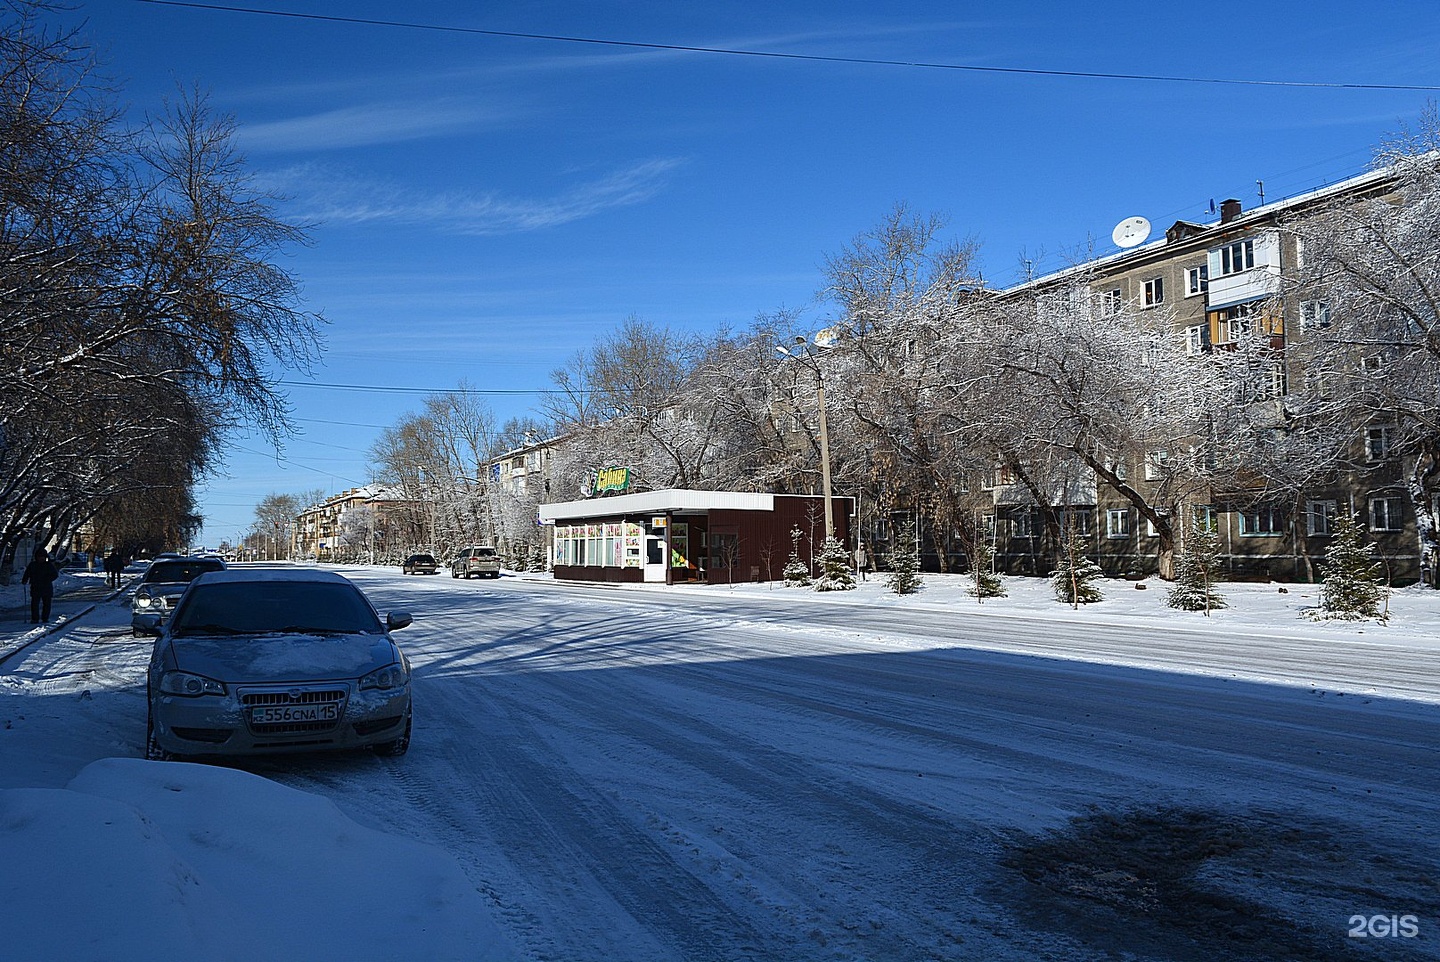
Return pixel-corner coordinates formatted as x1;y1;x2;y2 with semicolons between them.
451;545;501;579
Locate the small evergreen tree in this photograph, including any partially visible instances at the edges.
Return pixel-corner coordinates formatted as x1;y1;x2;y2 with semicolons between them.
886;521;923;595
814;537;857;591
1316;511;1387;621
783;526;812;587
967;539;1006;600
1052;532;1103;606
1167;522;1227;614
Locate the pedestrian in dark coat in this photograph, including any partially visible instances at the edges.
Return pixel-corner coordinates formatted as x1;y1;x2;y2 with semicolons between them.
104;549;124;589
21;547;60;624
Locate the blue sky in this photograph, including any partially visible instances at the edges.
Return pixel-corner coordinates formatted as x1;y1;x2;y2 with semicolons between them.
75;1;1440;548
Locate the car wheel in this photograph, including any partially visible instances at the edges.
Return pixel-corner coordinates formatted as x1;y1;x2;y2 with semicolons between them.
145;708;175;762
451;570;459;578
373;711;411;757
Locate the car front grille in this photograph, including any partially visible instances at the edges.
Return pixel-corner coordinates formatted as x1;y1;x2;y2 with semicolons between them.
240;687;347;735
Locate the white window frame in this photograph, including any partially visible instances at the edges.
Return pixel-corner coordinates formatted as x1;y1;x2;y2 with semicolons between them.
1370;496;1402;532
1218;238;1256;277
1184;325;1204;356
1192;504;1218;532
1299;299;1331;331
1061;509;1094;537
1106;508;1131;539
1306;500;1337;536
1099;288;1122;315
1012;508;1036;539
1143;277;1165;308
1143;450;1170;481
1366;426;1394;461
1239;506;1286;537
1185;264;1209;297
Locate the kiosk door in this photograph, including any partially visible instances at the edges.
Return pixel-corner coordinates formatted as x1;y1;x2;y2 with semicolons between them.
644;533;667;583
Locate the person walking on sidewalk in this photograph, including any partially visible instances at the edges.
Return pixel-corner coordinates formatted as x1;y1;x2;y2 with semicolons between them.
21;547;60;624
104;549;124;589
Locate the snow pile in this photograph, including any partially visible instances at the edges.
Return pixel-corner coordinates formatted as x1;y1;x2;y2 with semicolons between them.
0;758;518;962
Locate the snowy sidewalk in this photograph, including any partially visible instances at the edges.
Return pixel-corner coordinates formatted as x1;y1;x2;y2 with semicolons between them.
0;570;133;666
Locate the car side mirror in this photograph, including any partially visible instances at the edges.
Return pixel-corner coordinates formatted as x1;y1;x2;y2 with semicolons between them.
387;611;413;631
133;613;163;636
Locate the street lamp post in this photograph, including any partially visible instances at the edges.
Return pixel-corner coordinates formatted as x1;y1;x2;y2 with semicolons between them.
778;334;835;545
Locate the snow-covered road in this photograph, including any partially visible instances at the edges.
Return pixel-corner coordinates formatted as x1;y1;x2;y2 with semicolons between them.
3;568;1438;960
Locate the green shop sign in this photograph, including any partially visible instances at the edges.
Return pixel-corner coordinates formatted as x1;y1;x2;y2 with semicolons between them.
595;466;631;493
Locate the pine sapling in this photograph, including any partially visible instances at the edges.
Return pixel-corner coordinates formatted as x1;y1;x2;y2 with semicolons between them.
814;537;857;591
1052;532;1103;606
1315;511;1387;621
1166;523;1226;614
886;521;923;595
967;539;1006;601
783;526;812;587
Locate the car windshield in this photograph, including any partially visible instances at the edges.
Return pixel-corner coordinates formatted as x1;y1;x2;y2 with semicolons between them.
171;582;384;636
409;555;435;563
145;560;225;584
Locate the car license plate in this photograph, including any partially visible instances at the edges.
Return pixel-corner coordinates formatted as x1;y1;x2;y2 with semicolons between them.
252;703;339;724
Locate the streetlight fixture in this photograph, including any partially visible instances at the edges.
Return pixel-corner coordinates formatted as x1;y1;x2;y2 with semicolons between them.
777;333;835;545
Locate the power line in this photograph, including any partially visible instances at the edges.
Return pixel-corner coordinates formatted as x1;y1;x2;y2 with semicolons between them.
278;379;558;395
134;0;1440;92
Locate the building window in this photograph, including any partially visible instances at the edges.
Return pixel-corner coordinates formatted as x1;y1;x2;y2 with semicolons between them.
1218;238;1255;276
1193;504;1218;532
1370;496;1403;532
1144;449;1170;480
1106;509;1131;538
1185;264;1209;296
1061;509;1093;536
1299;300;1331;331
1099;288;1122;315
1366;426;1394;461
1211;303;1256;345
1306;500;1337;536
1239;506;1286;537
1012;508;1036;539
1143;277;1165;307
1185;325;1204;356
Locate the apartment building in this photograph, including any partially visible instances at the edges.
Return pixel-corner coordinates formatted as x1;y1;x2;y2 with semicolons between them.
990;168;1430;584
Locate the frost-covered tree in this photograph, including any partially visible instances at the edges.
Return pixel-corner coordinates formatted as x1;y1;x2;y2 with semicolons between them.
886;521;923;595
813;537;856;592
1283;107;1440;588
1316;512;1387;621
1167;522;1226;614
1052;532;1103;606
783;527;812;587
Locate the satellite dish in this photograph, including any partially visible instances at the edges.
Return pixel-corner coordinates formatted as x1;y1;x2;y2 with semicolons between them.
812;326;843;348
1111;216;1151;248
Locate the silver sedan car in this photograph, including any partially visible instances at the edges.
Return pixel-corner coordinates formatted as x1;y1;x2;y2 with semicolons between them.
141;569;413;760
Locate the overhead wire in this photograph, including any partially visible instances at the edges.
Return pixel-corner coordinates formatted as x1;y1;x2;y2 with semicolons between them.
134;0;1440;92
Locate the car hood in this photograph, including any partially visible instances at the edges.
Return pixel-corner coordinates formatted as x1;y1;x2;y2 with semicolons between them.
167;633;400;683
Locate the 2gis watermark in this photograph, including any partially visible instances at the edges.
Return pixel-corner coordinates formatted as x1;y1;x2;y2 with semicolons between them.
1347;914;1421;939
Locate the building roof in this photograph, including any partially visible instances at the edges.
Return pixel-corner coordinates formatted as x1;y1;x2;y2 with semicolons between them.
539;488;789;522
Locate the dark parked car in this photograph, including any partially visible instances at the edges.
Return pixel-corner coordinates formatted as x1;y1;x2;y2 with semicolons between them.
401;553;439;575
131;556;228;635
140;568;413;760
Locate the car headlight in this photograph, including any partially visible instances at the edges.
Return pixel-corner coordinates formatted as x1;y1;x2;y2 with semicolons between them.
159;671;226;696
359;663;409;691
135;593;153;608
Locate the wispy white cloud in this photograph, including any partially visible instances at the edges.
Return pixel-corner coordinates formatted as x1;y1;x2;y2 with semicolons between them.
239;98;514;152
269;158;685;234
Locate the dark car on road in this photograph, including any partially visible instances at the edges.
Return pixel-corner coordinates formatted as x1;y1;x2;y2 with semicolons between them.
402;553;440;575
140;568;413;760
131;556;227;635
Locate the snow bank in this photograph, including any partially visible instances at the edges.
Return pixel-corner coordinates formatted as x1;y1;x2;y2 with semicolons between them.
0;757;518;962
